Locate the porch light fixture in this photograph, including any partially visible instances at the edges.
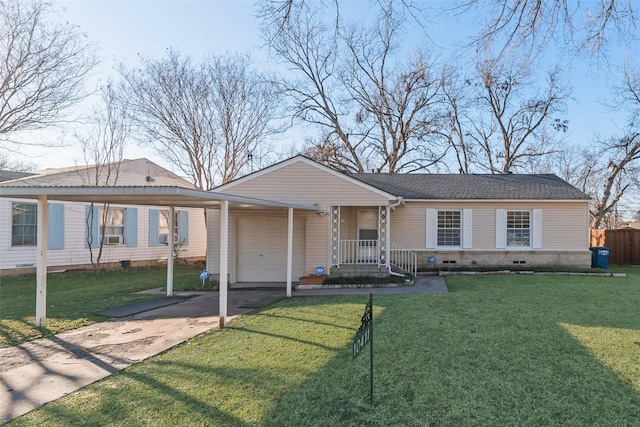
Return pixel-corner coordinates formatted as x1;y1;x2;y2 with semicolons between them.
317;211;329;217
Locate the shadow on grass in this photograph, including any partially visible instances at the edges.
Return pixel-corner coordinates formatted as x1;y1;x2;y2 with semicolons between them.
0;317;53;348
8;279;640;426
251;310;356;331
0;266;188;348
262;288;640;426
17;365;254;427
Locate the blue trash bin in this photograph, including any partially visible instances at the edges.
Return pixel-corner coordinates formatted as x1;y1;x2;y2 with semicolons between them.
590;247;610;269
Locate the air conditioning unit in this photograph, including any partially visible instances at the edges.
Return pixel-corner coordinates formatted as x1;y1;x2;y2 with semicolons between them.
159;234;179;245
104;235;123;245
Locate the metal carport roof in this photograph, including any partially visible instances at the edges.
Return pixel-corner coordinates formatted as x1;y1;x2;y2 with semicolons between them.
0;185;317;327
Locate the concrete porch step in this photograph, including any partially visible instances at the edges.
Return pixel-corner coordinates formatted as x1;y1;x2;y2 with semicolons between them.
331;264;388;278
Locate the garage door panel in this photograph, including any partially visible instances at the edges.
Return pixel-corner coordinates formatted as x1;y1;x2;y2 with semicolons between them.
237;216;305;282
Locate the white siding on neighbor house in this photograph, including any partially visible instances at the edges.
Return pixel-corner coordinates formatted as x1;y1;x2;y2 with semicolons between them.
0;198;206;271
389;201;590;251
1;159;207;272
218;161;392;208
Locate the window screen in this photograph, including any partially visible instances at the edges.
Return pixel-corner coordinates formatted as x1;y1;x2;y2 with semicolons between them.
507;211;530;247
437;210;461;246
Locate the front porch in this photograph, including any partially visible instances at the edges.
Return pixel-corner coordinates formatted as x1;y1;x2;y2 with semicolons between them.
329;206;416;277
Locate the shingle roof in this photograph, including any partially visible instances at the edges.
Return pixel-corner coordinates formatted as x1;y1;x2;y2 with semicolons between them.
0;170;35;182
349;173;591;200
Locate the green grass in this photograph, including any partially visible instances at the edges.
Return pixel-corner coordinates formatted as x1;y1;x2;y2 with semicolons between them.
0;266;207;347
7;266;640;426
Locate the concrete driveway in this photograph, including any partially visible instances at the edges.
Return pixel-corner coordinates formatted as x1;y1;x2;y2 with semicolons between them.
0;276;446;424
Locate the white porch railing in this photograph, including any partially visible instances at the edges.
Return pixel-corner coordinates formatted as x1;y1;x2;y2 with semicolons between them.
338;240;379;265
337;240;417;277
389;242;417;277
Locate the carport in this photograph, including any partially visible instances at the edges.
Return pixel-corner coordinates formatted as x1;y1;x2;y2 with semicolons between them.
0;185;317;327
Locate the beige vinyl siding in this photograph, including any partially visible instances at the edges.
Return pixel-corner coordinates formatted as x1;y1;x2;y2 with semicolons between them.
390;201;589;251
207;209;331;281
471;207;497;249
205;209;235;281
208;210;311;282
304;213;329;276
219;162;391;208
389;204;426;249
339;207;358;240
542;206;590;249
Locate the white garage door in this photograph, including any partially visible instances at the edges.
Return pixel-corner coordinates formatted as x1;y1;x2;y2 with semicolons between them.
237;216;305;282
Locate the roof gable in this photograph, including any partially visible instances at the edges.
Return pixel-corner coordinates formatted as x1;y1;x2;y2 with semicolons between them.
215;155;396;200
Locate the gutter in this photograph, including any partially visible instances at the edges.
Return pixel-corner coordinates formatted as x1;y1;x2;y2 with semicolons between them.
389;197;404;210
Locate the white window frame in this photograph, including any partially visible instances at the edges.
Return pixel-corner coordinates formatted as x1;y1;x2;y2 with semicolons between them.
11;202;38;247
437;210;462;248
506;210;531;247
427;209;472;249
158;210;179;245
101;207;125;245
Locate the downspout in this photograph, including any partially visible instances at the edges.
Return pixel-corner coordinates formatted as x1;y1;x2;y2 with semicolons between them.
387;198;404;276
389;197;404;210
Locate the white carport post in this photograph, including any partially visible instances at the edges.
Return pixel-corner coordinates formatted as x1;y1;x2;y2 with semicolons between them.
286;207;293;297
166;206;174;297
35;195;48;327
219;200;229;327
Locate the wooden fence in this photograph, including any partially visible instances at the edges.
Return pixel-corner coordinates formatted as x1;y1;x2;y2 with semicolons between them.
590;229;640;265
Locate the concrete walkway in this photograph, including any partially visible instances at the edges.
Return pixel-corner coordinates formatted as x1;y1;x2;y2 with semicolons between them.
0;276;446;424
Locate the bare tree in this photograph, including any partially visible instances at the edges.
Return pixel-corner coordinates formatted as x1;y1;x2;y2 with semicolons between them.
455;0;637;60
75;80;130;270
0;0;96;149
0;152;35;172
261;0;446;173
119;50;281;190
589;133;640;228
460;58;569;173
209;54;283;183
440;68;476;173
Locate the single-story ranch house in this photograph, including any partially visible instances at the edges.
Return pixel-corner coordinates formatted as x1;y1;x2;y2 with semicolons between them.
207;155;592;282
0;154;592;327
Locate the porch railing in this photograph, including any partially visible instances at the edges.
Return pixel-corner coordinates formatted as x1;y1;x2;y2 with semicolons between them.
339;240;379;265
389;243;417;277
337;240;417;277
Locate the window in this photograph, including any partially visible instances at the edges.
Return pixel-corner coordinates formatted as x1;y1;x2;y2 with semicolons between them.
437;210;461;246
158;210;177;244
12;203;37;246
101;208;124;244
149;209;188;247
507;211;530;247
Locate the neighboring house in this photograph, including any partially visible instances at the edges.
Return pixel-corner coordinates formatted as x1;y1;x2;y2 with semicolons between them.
0;159;206;274
207;156;592;282
621;222;640;230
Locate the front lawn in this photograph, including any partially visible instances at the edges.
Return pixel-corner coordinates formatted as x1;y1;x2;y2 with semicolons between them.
9;266;640;426
0;266;206;347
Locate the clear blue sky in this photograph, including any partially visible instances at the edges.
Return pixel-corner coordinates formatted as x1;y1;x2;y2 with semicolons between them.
16;0;633;174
